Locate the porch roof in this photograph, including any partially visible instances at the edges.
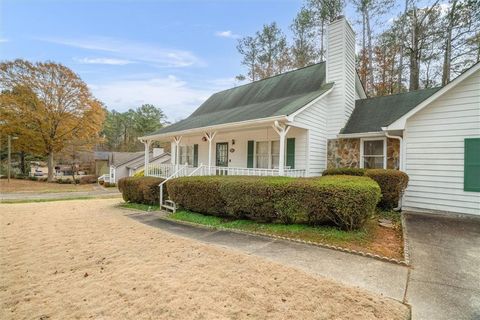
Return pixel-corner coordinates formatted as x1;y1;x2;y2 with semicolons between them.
143;62;332;138
341;87;441;134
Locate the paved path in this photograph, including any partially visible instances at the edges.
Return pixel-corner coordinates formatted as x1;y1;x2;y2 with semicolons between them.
125;211;409;302
404;212;480;320
0;187;121;202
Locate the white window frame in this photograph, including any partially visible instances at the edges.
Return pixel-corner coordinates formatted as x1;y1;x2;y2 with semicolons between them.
179;145;194;166
360;137;387;169
253;140;280;169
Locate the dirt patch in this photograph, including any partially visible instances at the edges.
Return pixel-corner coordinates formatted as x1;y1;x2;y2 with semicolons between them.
0;179;94;193
0;199;409;319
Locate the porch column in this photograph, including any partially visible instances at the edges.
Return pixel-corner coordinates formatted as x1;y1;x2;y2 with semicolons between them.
173;136;182;171
143;139;151;176
273;121;291;176
204;131;217;174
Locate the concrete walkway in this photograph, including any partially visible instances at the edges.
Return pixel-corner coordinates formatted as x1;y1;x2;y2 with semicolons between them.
404;212;480;320
125;211;409;302
0;187;121;202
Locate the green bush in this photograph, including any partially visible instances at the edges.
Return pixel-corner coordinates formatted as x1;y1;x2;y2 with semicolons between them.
365;169;409;209
104;182;117;188
166;176;225;215
166;175;381;230
321;168;409;210
118;176;165;205
322;168;366;176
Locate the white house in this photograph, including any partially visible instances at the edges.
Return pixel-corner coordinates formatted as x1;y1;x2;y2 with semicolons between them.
139;16;480;216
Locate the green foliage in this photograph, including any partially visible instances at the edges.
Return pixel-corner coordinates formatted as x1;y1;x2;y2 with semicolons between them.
322;168;409;209
167;175;381;230
133;170;144;177
118;176;165;205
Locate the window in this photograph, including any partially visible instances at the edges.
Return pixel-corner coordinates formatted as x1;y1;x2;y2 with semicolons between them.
271;141;280;168
255;141;269;169
179;145;193;165
464;138;480;192
255;141;280;169
361;138;386;169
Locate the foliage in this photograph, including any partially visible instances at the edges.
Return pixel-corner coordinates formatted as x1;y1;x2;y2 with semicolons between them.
118;176;165;205
102;104;168;152
166;175;381;230
0;60;105;182
133;170;144;177
79;175;97;184
290;7;319;68
321;168;409;209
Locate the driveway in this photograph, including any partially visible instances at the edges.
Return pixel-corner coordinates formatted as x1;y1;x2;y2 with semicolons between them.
0;185;121;202
405;212;480;319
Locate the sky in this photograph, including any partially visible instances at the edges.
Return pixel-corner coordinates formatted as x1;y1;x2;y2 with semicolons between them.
0;0;409;122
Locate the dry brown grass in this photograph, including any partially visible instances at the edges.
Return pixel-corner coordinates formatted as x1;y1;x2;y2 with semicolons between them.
0;199;409;320
0;179;94;193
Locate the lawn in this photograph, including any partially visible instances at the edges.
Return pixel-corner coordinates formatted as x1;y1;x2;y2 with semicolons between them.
0;179;95;193
0;199;408;319
167;209;404;260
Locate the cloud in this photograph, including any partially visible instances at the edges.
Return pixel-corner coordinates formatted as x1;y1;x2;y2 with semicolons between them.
215;30;240;39
38;36;203;67
74;57;134;65
89;76;214;121
0;38;8;43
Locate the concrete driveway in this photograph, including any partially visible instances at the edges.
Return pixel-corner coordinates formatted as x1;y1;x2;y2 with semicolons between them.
404;212;480;320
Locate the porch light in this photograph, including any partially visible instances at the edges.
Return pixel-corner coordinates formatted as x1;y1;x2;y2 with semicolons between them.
232;139;235;145
202;136;207;142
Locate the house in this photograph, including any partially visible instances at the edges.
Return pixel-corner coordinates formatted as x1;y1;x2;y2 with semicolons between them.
139;17;480;216
100;148;171;184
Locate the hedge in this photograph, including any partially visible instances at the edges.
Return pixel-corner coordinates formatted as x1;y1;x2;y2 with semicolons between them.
118;176;166;205
79;175;97;184
166;175;381;230
321;168;409;209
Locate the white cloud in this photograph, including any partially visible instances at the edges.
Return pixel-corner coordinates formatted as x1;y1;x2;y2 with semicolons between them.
0;38;8;43
215;30;240;39
38;36;203;68
74;57;134;65
89;76;213;121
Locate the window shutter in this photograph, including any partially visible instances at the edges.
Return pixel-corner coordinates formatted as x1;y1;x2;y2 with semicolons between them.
286;138;295;169
193;144;199;167
464;138;480;192
247;140;254;168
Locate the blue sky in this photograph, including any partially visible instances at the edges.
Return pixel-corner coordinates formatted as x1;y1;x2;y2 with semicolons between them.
1;0;406;121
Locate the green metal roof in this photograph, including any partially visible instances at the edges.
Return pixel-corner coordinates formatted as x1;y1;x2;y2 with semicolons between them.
146;62;331;136
341;87;442;134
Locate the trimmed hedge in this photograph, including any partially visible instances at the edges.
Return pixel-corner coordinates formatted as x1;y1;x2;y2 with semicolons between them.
118;176;165;205
166;175;381;230
79;175;97;184
321;168;409;209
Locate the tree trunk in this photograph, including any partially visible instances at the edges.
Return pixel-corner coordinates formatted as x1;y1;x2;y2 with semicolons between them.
397;0;409;92
409;9;420;91
47;152;54;182
366;10;374;94
20;151;26;176
442;0;456;86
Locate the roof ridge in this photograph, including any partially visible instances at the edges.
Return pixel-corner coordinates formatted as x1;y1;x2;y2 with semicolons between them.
358;87;442;102
210;61;326;96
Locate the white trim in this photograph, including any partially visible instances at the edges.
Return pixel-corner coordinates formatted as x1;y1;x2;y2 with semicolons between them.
287;85;335;121
355;73;367;99
360;137;387;169
337;131;386;139
386;62;480;130
138;115;287;141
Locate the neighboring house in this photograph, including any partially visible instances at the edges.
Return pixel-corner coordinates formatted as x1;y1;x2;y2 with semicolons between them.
104;148;170;184
139;16;480;216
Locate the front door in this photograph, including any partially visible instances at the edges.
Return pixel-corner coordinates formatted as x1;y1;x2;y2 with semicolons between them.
216;142;229;167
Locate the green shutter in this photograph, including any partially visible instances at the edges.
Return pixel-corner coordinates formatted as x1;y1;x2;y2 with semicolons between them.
193;144;199;167
247;140;254;168
464;138;480;192
286;138;295;169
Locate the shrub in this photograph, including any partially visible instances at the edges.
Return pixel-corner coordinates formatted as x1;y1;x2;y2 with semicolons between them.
322;168;366;176
104;182;116;188
79;175;97;184
365;169;409;209
118;176;165;205
166;175;381;230
321;168;409;210
133;170;144;177
166;176;225;215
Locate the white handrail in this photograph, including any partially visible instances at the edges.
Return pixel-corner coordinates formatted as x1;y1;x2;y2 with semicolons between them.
159;165;190;207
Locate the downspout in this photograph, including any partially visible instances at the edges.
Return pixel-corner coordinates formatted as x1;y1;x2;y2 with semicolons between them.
382;128;404;211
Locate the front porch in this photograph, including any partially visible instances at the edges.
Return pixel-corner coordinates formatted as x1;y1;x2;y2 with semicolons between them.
141;121;309;179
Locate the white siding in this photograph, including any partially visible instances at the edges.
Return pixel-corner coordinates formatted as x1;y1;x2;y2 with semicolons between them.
403;69;480;215
325;18;356;138
294;98;328;176
169;127;308;170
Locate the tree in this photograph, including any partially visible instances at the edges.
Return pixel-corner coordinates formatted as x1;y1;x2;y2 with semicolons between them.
256;22;291;78
236;36;260;81
291;8;318;68
0;60;105;181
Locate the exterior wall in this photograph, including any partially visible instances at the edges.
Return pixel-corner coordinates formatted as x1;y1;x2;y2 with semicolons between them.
403;69;480;216
325;18;356;138
169;127;308;170
327;138;400;170
294;98;328;176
